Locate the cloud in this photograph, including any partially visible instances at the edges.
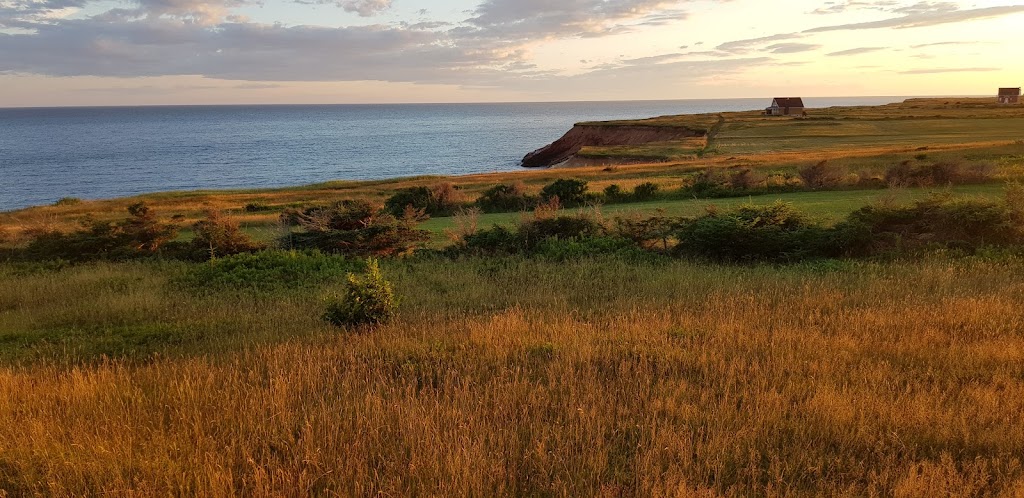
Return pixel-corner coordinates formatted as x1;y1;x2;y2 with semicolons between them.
337;0;391;16
296;0;392;17
765;43;820;54
716;33;801;54
805;4;1024;32
464;0;685;41
811;1;898;15
826;46;885;56
899;67;998;74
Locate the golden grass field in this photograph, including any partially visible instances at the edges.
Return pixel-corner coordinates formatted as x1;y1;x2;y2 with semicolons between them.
2;256;1024;496
3;98;1024;496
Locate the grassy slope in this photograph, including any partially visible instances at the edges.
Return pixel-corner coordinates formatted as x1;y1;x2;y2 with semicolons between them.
3;99;1024;494
2;256;1024;495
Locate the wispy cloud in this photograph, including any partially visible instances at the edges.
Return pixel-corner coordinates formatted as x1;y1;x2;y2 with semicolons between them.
827;47;886;56
899;67;998;74
806;5;1024;32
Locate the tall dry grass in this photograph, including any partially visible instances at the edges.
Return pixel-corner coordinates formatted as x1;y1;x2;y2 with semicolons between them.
1;256;1024;496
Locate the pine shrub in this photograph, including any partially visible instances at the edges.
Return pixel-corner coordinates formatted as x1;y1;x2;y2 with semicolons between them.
323;259;396;328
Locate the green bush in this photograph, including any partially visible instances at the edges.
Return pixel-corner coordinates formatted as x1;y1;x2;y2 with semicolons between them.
603;184;626;202
674;202;836;262
179;250;359;292
53;197;82;207
384;187;433;216
837;194;1023;256
191;210;264;260
632;182;659;201
323;258;396;328
385;183;465;216
461;215;605;255
540;179;589;207
286;200;430;257
476;183;534;212
23;203;177;262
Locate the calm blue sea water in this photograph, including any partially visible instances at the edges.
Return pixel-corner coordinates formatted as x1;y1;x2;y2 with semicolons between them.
0;97;906;211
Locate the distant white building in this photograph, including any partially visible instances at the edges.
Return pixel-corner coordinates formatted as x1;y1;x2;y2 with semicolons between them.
765;97;805;116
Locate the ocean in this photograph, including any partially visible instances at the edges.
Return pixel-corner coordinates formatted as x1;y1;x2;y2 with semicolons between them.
0;97;906;212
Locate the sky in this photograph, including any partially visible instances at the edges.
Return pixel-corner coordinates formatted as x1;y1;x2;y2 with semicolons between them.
1;0;1022;106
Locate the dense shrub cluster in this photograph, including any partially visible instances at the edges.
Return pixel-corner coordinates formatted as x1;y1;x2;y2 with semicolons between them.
179;250;361;292
476;183;535;212
23;203;178;261
453;191;1024;262
286;200;430;257
885;161;994;187
674;202;838;262
385;183;466;217
540;179;589;207
839;194;1023;255
462;215;605;255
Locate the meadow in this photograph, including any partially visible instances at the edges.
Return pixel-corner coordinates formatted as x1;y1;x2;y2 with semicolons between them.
3;255;1024;496
2;98;1024;496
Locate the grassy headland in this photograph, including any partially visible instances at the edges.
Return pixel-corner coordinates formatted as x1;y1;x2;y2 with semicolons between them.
2;98;1024;495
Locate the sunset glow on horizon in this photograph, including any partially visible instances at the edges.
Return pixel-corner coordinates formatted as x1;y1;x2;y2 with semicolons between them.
1;0;1022;106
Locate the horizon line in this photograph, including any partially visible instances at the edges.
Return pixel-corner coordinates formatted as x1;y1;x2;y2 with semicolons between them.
0;94;990;111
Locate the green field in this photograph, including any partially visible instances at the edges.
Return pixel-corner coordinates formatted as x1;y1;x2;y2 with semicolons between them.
420;183;1007;235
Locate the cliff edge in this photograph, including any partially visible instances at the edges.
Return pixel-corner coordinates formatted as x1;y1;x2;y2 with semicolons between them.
521;124;705;168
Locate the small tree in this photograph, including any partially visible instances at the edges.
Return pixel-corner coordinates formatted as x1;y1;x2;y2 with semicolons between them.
323;259;396;328
540;179;588;207
192;210;264;259
633;182;659;201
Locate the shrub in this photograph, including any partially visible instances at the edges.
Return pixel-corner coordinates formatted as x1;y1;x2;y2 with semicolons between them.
462;214;605;255
798;160;847;189
603;184;626;202
178;250;360;292
728;169;765;190
191;210;264;260
385;184;465;216
674;202;836;262
837;194;1023;256
444;207;481;245
540;179;588;207
384;187;432;216
428;183;464;214
244;202;273;213
323;258;396;328
23;202;177;261
53;197;82;207
885;161;994;187
286;200;430;257
614;215;679;251
684;169;729;198
476;183;534;212
632;182;659;201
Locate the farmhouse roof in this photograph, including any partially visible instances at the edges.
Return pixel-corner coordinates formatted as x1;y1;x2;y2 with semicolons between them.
999;88;1021;96
773;97;805;107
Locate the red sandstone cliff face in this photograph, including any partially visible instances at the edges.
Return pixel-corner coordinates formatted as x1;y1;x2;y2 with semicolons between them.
521;125;705;168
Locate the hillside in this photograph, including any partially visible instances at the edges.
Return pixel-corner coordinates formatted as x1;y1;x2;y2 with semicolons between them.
522;98;1024;167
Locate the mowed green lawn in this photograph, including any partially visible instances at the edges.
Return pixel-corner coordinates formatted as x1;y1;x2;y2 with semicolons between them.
715;118;1024;154
420;183;1008;238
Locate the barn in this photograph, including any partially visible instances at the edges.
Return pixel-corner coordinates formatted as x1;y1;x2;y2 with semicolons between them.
998;88;1021;105
765;97;805;116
